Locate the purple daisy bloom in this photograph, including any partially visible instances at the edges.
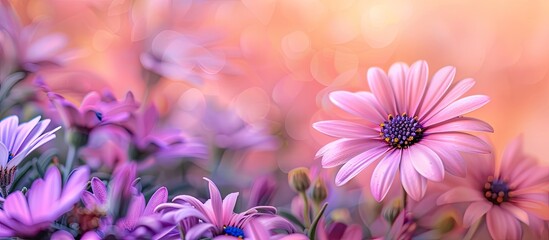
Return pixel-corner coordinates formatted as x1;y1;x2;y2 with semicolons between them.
0;115;60;190
0;166;89;238
155;177;297;240
314;60;493;201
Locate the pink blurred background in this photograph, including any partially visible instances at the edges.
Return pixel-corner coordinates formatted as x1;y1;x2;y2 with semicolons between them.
11;0;549;180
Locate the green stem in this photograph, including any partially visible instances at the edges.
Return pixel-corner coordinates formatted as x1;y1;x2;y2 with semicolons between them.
300;191;311;228
464;217;481;240
1;186;7;198
402;187;408;211
63;145;78;182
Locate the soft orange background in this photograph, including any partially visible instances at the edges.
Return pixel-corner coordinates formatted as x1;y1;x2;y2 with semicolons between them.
12;0;549;174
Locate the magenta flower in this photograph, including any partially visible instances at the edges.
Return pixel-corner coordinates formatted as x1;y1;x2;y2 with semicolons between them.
314;60;492;201
437;137;549;239
155;177;297;239
0;166;89;238
0;115;60;189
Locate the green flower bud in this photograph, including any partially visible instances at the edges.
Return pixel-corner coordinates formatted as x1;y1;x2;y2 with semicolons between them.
382;198;403;224
311;178;328;204
288;167;311;193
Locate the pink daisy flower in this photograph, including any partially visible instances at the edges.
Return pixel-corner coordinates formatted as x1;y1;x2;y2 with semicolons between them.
437;137;549;239
314;60;492;201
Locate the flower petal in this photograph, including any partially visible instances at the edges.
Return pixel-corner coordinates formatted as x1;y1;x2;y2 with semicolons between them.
222;192;239;224
185;223;215;240
313;120;379;139
501;203;529;225
437;187;484;204
405;60;429;116
419;66;455;116
91;177;108;204
318;139;385;168
463;201;491;227
426;144;467;177
370;150;401;202
401;149;427;201
329;91;385;124
4;191;32;225
421;78;475;122
409;144;444;181
486;206;521;240
368;67;397;114
143;187;168;216
203;178;223;227
423;133;491;154
387;62;409;113
424;95;490;126
0;142;9;167
427;117;493;134
334;145;389;186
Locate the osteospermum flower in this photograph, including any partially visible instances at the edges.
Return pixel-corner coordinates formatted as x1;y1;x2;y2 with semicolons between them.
437;137;549;239
155;177;297;240
314;60;492;201
0;166;89;238
0;115;60;190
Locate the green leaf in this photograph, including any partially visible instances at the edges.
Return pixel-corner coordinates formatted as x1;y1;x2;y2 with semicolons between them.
279;210;306;230
308;202;328;240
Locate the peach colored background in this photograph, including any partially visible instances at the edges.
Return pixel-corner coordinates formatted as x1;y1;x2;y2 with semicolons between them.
12;0;549;176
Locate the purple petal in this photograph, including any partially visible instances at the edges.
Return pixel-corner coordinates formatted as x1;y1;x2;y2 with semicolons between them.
5;191;32;225
368;67;398;114
185;223;215;240
50;230;74;240
0;116;18;149
60;167;90;209
81;191;99;209
424;95;490;126
463;201;491;227
91;177;108;204
244;220;270;240
173;195;214;223
405;60;429;116
419;66;455;116
400;150;427;201
420;78;475;122
313;120;379;139
319;139;385;168
11;116;41;154
222;193;239;224
370;150;401;202
203;178;223;227
387;62;409;113
120;194;145;230
143;187;168;216
0;142;9;167
335;145;389;186
329;91;385;124
408;144;444;181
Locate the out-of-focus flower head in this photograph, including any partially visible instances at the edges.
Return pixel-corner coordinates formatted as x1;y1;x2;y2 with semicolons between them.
140;30;226;85
316;218;363;240
0;115;60;190
155;177;297;239
0;0;75;77
79;163;169;238
0;166;89;238
314;60;493;201
203;102;278;152
124;105;207;165
47;91;139;146
437;136;549;239
247;175;277;208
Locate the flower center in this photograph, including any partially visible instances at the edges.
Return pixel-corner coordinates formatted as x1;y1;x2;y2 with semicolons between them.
95;111;103;121
0;166;17;189
7;152;14;162
223;225;245;239
380;113;424;149
483;176;510;205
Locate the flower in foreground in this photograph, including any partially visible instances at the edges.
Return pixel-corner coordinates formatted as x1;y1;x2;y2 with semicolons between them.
155;177;297;239
314;60;492;201
437;137;549;239
0;115;60;189
0;166;89;238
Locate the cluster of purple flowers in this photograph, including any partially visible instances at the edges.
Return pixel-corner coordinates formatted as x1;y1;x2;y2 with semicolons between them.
0;1;548;240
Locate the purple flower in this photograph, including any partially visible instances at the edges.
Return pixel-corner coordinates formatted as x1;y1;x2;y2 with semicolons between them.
155;177;297;239
48;91;138;146
314;60;492;201
0;115;60;189
0;166;89;238
125;105;207;164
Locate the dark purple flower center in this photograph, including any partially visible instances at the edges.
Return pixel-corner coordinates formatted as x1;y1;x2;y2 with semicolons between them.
380;113;423;149
7;152;14;162
223;225;244;239
95;111;103;121
483;176;511;205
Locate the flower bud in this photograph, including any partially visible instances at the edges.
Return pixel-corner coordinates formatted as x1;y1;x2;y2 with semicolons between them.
435;212;457;234
288;167;311;193
382;198;403;224
311;178;328;204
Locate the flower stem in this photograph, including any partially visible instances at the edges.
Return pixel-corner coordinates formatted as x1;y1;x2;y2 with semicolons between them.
0;186;7;198
300;191;311;228
402;187;408;211
63;145;78;182
464;217;481;240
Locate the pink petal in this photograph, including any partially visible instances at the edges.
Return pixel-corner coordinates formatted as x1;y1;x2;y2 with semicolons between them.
408;144;444;181
143;187;168;216
370;150;401;202
420;78;475;122
501;203;529;225
91;177;108;204
313;120;379;139
405;60;429;116
368;67;397;114
422;133;491;154
427;145;466;177
318;139;385;168
334;146;389;186
437;187;484;204
60;167;90;209
4;191;32;225
426;117;493;134
419;66;455;116
121;194;145;230
203;178;223;226
499;136;523;176
387;62;409;113
424;95;490;126
244;220;270;240
43;166;62;208
329;91;385;123
341;224;363;240
81;191;98;209
463;201;491;226
401;149;427;201
186;223;215;240
222;192;239;223
486;206;521;240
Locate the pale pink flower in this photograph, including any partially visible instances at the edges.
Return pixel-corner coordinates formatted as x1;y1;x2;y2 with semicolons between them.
314;60;492;201
437;137;549;239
